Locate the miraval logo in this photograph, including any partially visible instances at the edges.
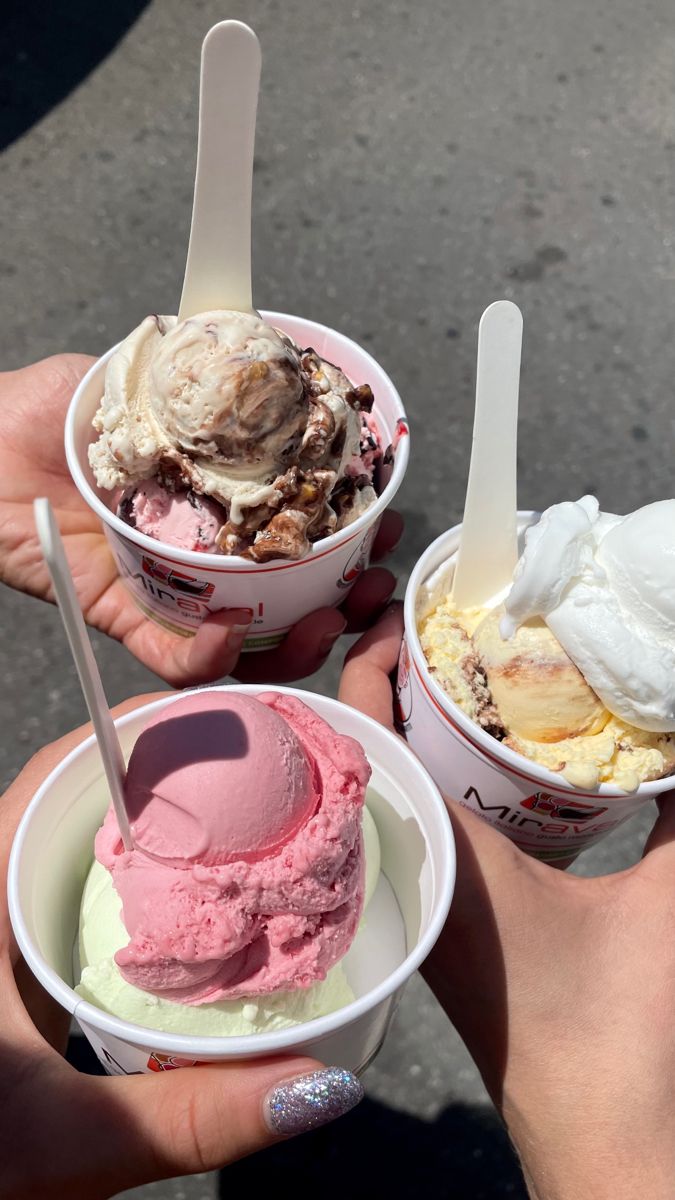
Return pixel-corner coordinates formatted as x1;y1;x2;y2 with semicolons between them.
118;554;215;617
394;639;413;730
463;785;618;837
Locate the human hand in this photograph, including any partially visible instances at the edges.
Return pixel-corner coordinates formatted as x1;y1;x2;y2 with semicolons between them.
340;606;675;1200
1;697;363;1200
0;355;402;687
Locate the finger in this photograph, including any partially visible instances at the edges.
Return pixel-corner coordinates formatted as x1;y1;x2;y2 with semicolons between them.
1;689;168;831
12;958;71;1053
82;1058;363;1192
5;353;96;432
124;608;254;687
370;510;404;562
0;692;169;965
341;566;396;632
176;608;253;684
8;352;96;390
338;602;404;729
234;608;347;684
0;696;160;861
641;790;675;857
92;571;254;687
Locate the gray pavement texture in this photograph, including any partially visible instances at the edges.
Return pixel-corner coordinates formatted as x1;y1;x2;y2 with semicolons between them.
1;0;673;1195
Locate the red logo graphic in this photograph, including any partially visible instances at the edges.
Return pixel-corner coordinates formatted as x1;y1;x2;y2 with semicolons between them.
147;1052;208;1072
338;530;375;588
393;417;409;449
394;637;413;728
142;556;215;598
521;792;608;822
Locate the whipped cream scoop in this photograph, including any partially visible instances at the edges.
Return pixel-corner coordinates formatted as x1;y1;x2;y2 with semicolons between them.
502;495;675;733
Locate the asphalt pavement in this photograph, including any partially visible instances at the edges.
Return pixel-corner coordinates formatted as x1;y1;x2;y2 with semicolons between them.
1;0;673;1195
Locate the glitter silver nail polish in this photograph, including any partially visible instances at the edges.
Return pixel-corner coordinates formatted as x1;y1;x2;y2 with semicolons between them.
264;1067;364;1136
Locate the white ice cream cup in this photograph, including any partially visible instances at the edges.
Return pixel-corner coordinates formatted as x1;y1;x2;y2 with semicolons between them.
8;685;453;1076
65;312;409;651
397;515;674;864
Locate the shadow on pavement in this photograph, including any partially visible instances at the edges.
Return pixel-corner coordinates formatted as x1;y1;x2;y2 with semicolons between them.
67;1035;526;1197
219;1096;527;1198
396;502;453;570
1;0;151;150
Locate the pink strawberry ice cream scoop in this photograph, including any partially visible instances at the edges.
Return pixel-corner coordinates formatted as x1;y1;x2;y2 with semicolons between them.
117;480;222;553
95;691;371;1003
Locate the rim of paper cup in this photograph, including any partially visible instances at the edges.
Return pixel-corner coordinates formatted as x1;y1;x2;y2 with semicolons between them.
8;685;455;1057
404;516;675;801
64;311;410;572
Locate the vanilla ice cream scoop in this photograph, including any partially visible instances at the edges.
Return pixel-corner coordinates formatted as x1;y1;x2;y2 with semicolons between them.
89;311;306;502
149;312;305;470
502;497;675;732
473;606;607;742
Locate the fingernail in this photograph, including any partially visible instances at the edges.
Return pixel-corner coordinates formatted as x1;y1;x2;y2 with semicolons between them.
225;609;253;652
375;583;397;614
318;621;347;657
264;1067;364;1136
229;607;254;623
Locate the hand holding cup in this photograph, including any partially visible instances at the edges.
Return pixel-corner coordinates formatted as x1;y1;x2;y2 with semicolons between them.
0;355;402;685
341;607;675;1199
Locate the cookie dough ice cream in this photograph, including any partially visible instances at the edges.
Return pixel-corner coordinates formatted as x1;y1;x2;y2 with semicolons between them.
420;496;675;791
89;310;384;561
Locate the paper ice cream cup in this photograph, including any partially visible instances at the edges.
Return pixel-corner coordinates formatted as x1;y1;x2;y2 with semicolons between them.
65;312;409;651
398;515;674;864
9;685;453;1077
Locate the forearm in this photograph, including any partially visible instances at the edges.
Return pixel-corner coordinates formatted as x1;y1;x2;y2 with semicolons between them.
423;942;675;1200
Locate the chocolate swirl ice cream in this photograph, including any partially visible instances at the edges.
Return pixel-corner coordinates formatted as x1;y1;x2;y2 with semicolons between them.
89;310;383;561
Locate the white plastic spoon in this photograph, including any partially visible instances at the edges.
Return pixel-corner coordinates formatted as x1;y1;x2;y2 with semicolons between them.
178;20;262;319
451;299;523;609
33;499;133;851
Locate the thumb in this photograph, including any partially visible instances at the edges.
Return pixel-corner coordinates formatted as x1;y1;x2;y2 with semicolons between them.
122;606;254;687
175;607;254;685
339;602;404;729
81;1057;363;1193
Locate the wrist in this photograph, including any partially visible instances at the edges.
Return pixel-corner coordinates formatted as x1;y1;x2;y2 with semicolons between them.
505;1104;675;1200
423;948;675;1199
514;1151;675;1200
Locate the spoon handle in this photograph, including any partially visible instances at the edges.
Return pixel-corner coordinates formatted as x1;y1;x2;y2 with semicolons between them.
179;21;261;319
452;300;523;609
34;499;133;851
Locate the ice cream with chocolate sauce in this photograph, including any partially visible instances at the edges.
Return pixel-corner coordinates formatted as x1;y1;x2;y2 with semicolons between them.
89;310;384;561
